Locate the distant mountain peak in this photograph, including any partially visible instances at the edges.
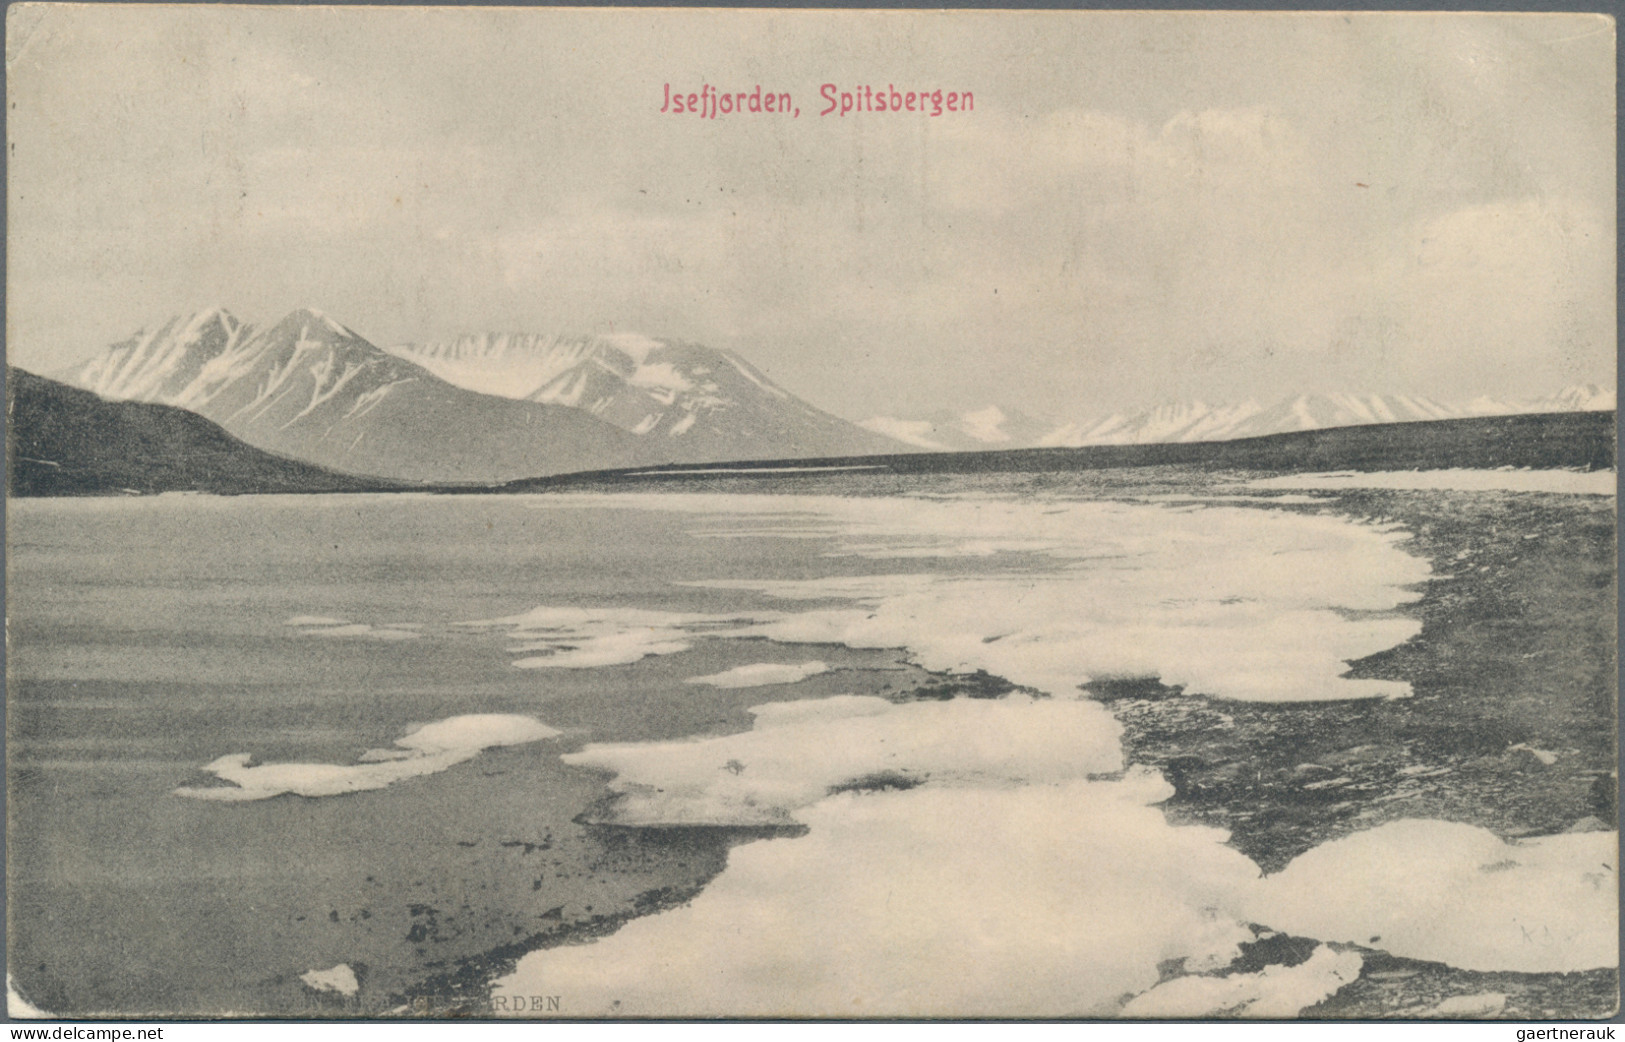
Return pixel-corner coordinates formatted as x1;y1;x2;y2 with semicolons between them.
265;307;362;342
56;308;902;481
860;404;1060;452
55;308;647;483
868;386;1614;454
598;331;665;364
388;330;897;461
184;305;240;331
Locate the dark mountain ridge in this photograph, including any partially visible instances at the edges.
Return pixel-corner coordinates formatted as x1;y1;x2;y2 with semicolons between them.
503;411;1617;490
6;367;393;496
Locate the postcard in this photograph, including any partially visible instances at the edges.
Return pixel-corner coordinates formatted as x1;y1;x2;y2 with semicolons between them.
5;5;1617;1020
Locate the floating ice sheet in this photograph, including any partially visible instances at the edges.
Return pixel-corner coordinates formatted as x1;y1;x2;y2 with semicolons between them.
567;694;1124;827
522;493;1432;702
1122;944;1364;1018
285;616;422;640
459;605;742;669
502;688;1617;1014
498;775;1261;1016
1244;819;1618;973
174;714;559;801
684;660;829;688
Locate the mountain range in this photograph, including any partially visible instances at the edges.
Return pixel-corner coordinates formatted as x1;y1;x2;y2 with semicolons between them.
386;332;899;462
58;309;891;482
47;306;1614;484
861;390;1617;453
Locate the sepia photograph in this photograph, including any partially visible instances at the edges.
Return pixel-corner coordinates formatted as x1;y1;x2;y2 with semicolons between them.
4;4;1618;1021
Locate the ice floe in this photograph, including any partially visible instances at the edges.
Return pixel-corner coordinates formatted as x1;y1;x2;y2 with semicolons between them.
500;692;1264;1014
502;687;1617;1014
567;694;1123;827
1508;743;1560;766
1244;819;1618;972
521;493;1431;702
684;661;828;688
285;616;421;641
1428;992;1508;1018
1250;469;1616;496
300;963;359;997
717;578;1421;703
459;605;740;669
497;772;1260;1016
1121;944;1363;1018
174;714;559;801
487;490;1611;1014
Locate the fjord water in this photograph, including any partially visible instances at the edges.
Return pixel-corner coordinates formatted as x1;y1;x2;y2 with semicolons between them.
7;481;1612;1017
8;491;926;1015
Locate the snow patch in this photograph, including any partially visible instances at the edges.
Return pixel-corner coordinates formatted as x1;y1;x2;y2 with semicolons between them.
318;314;353;338
685;661;829;688
959;405;1011;443
300;963;359;997
723;352;789;399
858;417;949;450
173;714;559;801
342;378;414;421
627;362;693;393
601;332;664;363
1428;992;1508;1017
7;975;49;1019
1509;743;1559;766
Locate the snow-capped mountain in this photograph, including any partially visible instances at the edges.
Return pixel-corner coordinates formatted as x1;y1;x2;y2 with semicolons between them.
859;405;1057;452
57;308;639;482
1049;393;1467;447
388;332;899;462
1034;399;1278;447
868;388;1616;452
1527;383;1617;413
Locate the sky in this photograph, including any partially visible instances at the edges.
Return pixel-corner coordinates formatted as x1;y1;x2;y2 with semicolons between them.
6;7;1615;421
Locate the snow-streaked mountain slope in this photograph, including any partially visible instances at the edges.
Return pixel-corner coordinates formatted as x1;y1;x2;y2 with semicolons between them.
378;332;609;400
58;309;639;483
65;307;251;406
389;333;900;463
